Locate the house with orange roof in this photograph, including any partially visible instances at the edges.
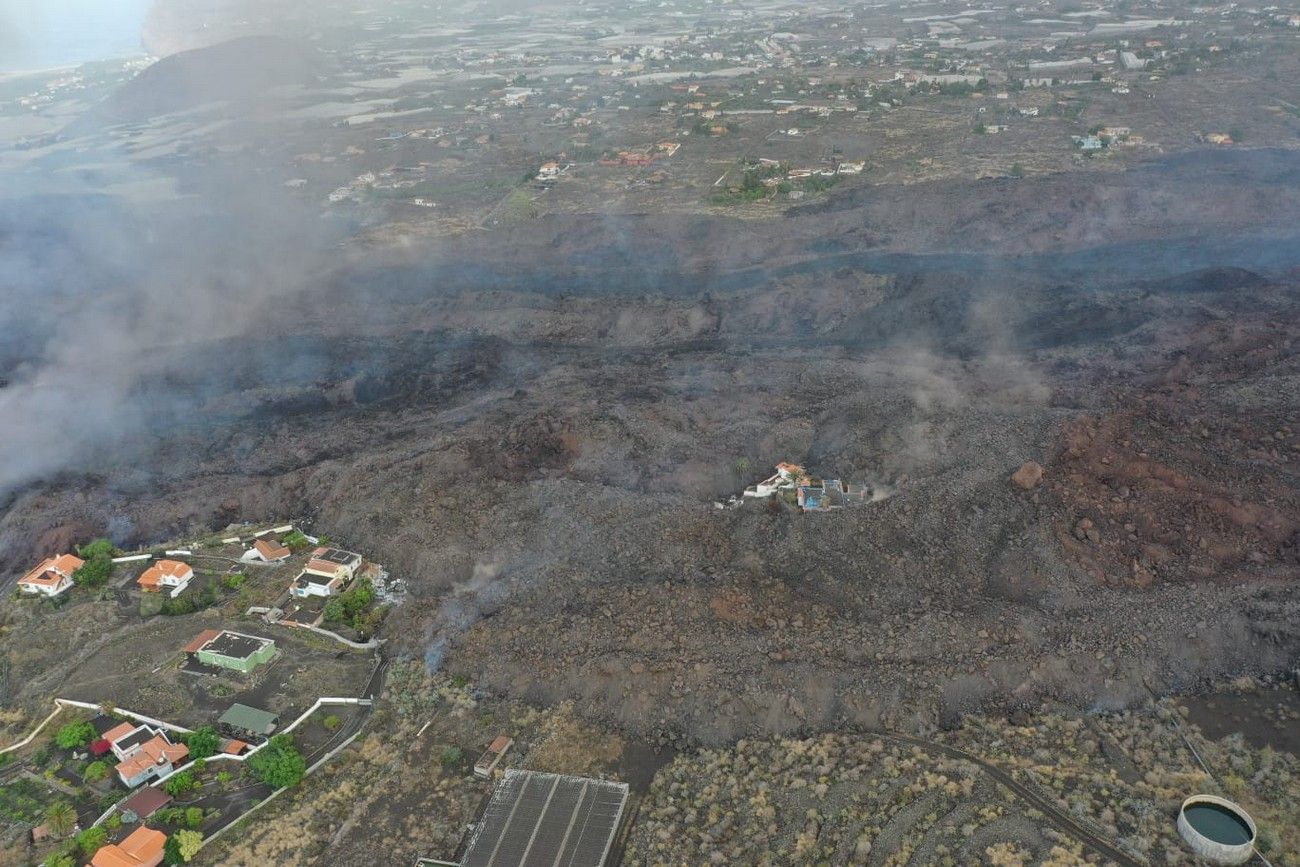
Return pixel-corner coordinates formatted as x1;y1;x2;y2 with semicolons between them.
16;553;83;598
114;731;189;788
90;825;167;867
241;538;291;564
104;722;160;761
182;629;222;655
137;560;193;597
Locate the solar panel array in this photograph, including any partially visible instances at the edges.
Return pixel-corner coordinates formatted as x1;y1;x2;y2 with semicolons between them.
461;770;629;867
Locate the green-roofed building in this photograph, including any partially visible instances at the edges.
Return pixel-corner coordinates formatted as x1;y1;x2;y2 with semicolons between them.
193;630;276;674
218;703;279;738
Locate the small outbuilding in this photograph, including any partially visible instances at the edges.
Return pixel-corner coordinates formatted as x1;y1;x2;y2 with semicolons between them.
118;786;173;821
219;703;280;739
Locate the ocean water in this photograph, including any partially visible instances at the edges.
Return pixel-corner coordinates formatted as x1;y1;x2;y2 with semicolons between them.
0;0;151;72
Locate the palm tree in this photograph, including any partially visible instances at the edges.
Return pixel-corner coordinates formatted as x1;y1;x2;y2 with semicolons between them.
45;800;76;838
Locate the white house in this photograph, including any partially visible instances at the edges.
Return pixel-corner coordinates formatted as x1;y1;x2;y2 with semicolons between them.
17;554;82;598
241;538;291;564
744;462;806;498
104;723;189;788
304;547;362;581
137;559;193;597
290;547;363;598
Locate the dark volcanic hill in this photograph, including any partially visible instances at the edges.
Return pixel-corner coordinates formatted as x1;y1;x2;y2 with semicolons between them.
83;34;331;126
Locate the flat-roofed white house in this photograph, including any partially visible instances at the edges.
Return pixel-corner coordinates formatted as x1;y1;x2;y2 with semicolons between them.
290;547;363;598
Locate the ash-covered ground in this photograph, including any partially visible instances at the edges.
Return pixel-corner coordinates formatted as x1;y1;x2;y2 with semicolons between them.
3;149;1300;744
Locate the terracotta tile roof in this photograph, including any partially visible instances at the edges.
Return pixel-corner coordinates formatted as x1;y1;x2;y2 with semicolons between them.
222;739;249;755
104;722;138;745
51;553;85;574
183;629;222;654
19;554;83;586
138;559;191;589
254;538;290;560
488;735;512;752
115;734;188;781
17;569;65;588
91;825;167;867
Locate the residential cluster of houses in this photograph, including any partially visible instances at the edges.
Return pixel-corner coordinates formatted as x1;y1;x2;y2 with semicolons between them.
595;140;681;169
16;530;381;622
16;552;198;600
743;462;872;512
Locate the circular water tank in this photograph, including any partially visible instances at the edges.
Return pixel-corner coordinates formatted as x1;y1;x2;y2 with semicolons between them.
1177;795;1256;865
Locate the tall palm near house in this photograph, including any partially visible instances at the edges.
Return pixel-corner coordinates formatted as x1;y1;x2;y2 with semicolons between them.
45;800;76;838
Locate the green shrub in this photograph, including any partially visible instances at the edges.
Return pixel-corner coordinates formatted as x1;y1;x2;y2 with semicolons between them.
173;829;203;863
157;807;186;826
323;715;341;732
76;826;107;856
183;726;220;760
161;596;196;616
72;540;115;588
82;760;109;782
163;770;197;796
44;801;77;838
440;745;464;769
56;721;96;750
247;734;306;789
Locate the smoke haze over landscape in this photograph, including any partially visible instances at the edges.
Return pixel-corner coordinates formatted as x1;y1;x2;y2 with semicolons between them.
1;2;1300;863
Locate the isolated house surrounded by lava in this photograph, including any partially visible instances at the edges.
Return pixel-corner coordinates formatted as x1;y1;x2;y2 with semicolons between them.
743;463;870;512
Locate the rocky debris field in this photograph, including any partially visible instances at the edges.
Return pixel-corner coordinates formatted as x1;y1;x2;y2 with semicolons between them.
624;682;1300;865
3;152;1300;749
